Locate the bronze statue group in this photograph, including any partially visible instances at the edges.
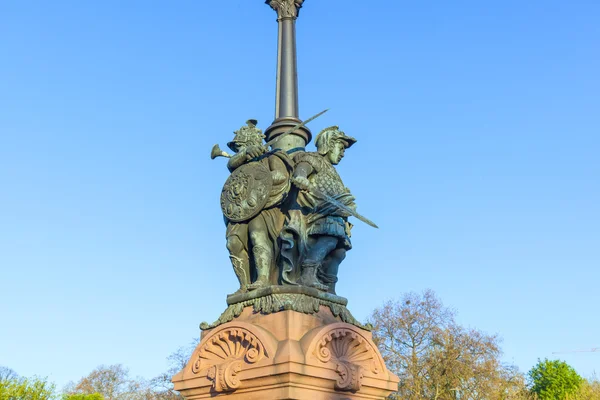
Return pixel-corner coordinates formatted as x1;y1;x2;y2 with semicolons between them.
217;120;361;296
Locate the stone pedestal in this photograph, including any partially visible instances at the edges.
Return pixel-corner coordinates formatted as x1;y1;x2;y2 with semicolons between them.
173;306;399;399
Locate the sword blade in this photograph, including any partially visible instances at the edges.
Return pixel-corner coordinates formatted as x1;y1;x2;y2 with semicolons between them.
292;178;379;229
322;194;379;229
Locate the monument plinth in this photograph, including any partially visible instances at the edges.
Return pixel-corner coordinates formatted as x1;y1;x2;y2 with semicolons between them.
173;307;398;399
173;1;399;398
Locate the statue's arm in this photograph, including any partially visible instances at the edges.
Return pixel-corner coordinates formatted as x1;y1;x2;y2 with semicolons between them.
291;161;319;209
292;161;314;185
227;145;268;172
268;157;286;185
227;150;247;172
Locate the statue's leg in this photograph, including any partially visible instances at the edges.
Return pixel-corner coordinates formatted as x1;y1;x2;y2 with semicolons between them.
226;235;250;294
300;236;338;291
319;248;346;295
247;216;272;290
305;235;338;265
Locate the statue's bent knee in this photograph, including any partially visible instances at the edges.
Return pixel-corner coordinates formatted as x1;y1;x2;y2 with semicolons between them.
226;236;245;255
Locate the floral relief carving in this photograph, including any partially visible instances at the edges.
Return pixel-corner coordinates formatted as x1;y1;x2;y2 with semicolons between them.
314;328;381;392
191;327;268;392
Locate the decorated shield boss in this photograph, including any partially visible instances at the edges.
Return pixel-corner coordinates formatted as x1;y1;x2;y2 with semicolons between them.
221;161;273;222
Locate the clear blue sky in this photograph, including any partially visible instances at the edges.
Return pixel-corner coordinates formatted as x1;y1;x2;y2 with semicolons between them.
1;0;598;389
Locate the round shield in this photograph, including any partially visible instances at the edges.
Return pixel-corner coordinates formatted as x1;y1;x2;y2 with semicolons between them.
221;161;273;222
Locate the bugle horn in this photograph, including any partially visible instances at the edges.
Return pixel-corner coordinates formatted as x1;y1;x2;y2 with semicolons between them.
210;144;232;159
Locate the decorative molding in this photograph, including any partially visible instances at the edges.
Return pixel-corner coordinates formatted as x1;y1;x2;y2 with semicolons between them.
307;326;386;393
335;362;364;392
191;327;268;393
267;0;304;20
201;291;369;331
206;360;242;392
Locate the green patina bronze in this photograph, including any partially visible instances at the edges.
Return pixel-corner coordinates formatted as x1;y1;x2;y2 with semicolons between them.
203;0;377;331
207;123;376;331
200;286;369;331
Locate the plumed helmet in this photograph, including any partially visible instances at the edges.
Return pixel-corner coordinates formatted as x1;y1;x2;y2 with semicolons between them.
227;119;265;152
315;126;357;155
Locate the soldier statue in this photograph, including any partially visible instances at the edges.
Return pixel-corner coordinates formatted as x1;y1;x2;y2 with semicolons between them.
280;126;357;294
220;120;293;293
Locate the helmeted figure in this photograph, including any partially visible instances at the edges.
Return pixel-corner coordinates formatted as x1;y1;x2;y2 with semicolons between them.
221;120;293;293
280;126;357;294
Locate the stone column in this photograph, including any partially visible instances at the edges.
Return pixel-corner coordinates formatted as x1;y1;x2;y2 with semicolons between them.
264;0;312;151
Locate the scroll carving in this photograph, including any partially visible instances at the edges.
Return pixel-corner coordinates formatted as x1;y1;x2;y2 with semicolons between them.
207;360;243;392
267;0;304;20
336;362;364;392
314;328;381;392
191;327;268;392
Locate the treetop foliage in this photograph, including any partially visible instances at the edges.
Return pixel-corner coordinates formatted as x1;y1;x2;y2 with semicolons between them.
63;394;104;400
528;358;584;400
0;371;56;400
369;289;526;399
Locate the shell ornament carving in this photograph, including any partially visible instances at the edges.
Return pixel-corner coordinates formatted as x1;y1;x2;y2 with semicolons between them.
191;327;267;392
315;328;381;392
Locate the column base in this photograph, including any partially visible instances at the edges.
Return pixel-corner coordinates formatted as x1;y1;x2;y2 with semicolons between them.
265;117;312;150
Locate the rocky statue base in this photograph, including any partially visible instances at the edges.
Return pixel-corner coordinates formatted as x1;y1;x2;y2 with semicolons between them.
172;305;399;399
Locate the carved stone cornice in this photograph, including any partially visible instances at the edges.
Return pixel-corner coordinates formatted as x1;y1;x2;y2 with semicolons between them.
266;0;304;20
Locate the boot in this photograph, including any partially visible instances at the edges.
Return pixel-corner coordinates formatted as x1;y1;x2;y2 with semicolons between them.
300;261;328;291
317;269;339;295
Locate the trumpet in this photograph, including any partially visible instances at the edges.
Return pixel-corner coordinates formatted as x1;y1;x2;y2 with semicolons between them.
210;143;269;160
210;144;232;159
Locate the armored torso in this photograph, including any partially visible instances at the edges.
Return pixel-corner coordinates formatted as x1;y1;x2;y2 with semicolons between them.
294;152;348;197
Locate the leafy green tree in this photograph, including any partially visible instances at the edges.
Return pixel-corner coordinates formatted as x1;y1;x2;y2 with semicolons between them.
0;374;56;400
528;359;583;400
63;394;104;400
